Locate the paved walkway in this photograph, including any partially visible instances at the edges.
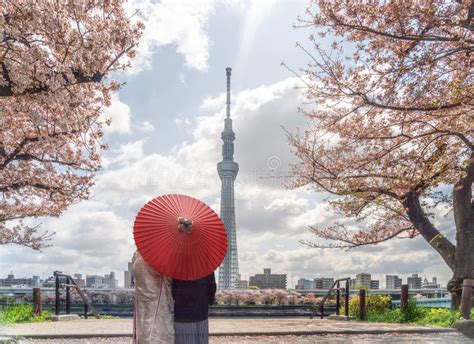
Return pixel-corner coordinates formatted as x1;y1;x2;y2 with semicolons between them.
15;333;474;344
0;318;456;339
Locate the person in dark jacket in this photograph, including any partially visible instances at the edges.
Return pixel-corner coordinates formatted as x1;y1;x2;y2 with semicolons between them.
172;273;216;344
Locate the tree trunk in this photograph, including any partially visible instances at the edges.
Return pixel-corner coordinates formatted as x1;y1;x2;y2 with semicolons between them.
447;278;463;310
451;154;474;310
403;192;456;271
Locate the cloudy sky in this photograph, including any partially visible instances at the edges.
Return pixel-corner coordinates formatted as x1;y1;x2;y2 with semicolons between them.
2;0;454;287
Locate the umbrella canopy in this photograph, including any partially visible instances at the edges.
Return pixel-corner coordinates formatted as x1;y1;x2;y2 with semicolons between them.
133;194;228;280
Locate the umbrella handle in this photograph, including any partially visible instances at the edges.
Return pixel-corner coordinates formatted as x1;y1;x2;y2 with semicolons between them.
177;217;193;234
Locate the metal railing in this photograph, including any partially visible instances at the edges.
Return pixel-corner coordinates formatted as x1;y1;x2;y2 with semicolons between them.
311;277;350;319
54;271;96;318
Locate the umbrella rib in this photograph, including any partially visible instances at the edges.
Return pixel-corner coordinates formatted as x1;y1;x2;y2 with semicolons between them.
133;194;228;281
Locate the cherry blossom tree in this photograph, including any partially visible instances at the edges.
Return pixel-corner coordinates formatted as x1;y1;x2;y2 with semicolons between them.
288;1;472;306
0;1;143;249
241;291;258;305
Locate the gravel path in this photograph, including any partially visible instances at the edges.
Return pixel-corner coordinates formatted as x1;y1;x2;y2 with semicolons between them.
2;318;469;343
0;318;456;337
14;333;473;344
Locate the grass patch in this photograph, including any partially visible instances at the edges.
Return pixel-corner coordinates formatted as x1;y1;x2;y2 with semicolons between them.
0;304;54;324
367;307;464;327
96;314;119;319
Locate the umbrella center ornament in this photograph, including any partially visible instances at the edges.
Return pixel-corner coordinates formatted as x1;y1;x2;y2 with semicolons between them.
177;217;193;234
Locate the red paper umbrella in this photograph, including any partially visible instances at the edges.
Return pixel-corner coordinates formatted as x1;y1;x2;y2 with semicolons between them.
133;194;227;280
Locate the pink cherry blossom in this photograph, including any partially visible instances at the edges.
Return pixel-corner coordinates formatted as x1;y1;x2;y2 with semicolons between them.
289;0;472;308
0;1;143;249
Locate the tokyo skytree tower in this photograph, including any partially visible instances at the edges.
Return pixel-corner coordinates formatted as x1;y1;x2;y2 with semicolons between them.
217;67;239;289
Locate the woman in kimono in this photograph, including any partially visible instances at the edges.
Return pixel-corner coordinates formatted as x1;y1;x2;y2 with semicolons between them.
132;251;174;344
172;272;216;344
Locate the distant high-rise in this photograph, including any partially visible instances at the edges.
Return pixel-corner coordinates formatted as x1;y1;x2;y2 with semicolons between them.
217;67;239;289
314;277;334;290
234;274;248;290
104;272;117;289
86;275;104;289
73;274;85;289
407;274;422;289
370;280;380;290
351;273;372;289
386;275;402;289
249;268;287;290
422;276;440;289
124;261;135;288
296;278;313;290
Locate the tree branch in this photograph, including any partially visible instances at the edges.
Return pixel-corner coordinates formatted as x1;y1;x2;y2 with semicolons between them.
1;129;79;169
0;69;103;97
402;191;456;270
322;3;474;45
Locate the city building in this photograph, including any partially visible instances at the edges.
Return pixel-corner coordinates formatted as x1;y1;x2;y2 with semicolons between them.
104;272;117;289
86;275;104;288
370;280;380;290
0;273;34;287
407;274;422;289
296;278;313;290
249;268;287;290
32;275;41;287
422;277;440;289
73;274;85;288
313;278;334;290
385;275;402;289
351;273;372;289
218;67;240;290
234;274;248;290
42;276;55;288
124;261;134;288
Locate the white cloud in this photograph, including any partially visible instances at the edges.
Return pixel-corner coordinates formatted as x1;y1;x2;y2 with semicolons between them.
134;120;155;133
125;0;217;73
102;93;132;134
234;0;275;71
1;77;457;287
175;118;192;127
101;94;154;136
103;140;146;168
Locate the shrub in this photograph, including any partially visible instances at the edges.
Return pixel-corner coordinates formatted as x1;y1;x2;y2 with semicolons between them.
399;298;426;323
348;294;391;319
345;294;474;327
0;304;53;324
416;308;460;328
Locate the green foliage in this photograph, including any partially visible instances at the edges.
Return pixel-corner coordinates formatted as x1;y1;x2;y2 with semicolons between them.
416;308;461;327
0;303;53;324
348;294;391;320
97;314;119;320
366;307;460;327
351;297;474;327
399;298;426;322
366;299;424;324
0;295;16;304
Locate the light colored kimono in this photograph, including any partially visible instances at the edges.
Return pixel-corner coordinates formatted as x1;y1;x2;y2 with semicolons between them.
132;251;174;344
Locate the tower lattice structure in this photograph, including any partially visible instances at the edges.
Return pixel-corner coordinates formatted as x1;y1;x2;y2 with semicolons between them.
217;67;239;289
